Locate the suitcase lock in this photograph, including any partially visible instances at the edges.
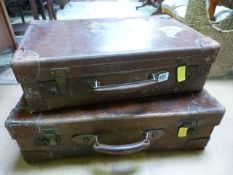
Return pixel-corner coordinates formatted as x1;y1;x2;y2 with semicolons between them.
50;68;70;94
36;129;60;146
178;120;197;138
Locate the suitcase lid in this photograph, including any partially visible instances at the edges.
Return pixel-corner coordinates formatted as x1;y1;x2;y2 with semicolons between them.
12;16;220;84
6;90;225;139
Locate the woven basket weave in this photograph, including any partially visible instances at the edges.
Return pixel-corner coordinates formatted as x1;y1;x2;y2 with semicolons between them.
184;0;233;78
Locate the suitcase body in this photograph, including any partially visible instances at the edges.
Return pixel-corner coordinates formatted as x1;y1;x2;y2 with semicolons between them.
12;16;220;112
6;90;225;162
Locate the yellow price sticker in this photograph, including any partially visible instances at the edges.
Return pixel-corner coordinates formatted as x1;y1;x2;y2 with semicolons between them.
177;66;186;82
178;127;189;138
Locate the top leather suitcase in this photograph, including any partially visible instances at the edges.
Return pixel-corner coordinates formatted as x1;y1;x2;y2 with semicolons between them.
12;16;220;112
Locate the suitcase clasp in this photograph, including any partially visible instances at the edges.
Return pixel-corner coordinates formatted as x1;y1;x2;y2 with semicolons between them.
35;129;60;146
50;68;70;94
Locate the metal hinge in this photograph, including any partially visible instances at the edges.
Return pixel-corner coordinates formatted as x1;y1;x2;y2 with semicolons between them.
50;68;70;94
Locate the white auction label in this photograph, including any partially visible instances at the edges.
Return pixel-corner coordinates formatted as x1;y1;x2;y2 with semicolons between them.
158;72;169;82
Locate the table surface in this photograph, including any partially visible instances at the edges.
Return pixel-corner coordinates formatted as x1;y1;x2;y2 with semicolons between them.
0;79;233;175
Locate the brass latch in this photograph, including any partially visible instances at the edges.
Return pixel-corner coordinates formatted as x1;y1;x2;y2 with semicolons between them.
50;68;70;94
44;133;59;146
36;128;60;146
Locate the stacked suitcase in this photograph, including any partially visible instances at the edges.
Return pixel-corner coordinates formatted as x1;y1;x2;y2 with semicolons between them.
6;16;225;162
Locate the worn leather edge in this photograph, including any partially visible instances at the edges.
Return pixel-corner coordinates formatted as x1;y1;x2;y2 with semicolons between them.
5;96;40;139
196;37;221;64
184;137;210;149
191;90;226;126
11;49;40;84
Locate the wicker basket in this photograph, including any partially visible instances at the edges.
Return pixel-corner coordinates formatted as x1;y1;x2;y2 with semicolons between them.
162;0;233;77
184;0;233;78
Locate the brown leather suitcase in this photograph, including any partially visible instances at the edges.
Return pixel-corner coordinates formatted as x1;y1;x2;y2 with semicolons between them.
12;16;220;112
5;90;225;162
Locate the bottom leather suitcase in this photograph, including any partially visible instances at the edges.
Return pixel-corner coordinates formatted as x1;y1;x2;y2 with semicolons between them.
5;90;225;162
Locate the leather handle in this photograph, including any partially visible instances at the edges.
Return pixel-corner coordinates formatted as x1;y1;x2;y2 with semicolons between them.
93;132;150;155
92;74;157;93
